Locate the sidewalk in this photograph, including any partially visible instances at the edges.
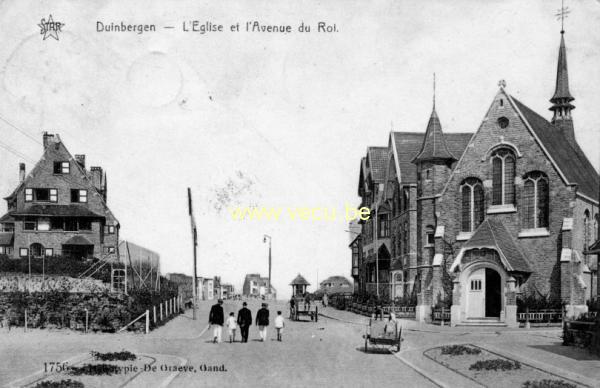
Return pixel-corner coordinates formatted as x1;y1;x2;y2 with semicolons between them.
320;307;600;387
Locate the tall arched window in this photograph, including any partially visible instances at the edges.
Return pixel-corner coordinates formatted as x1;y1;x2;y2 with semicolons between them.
522;171;549;229
402;189;409;212
491;148;516;205
461;178;484;232
584;210;591;251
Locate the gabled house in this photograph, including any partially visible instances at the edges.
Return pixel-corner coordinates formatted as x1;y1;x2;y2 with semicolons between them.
0;133;120;261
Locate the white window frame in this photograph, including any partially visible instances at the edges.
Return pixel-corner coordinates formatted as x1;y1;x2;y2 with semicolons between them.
79;189;88;203
107;225;115;234
523;173;549;229
20;248;28;257
61;161;70;174
25;188;33;202
49;188;58;202
45;248;54;257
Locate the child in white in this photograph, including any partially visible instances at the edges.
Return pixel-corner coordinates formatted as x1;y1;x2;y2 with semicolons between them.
226;312;237;343
274;311;285;341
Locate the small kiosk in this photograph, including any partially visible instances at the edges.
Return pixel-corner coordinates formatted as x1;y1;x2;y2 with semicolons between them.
289;274;317;321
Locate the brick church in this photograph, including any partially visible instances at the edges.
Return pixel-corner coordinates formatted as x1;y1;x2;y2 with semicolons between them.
351;29;599;326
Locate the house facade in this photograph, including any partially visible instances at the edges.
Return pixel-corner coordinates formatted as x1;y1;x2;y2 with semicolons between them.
242;273;276;298
0;133;120;261
353;31;599;326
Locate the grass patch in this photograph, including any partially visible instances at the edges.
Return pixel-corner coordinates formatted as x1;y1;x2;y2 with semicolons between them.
522;380;577;388
90;350;136;361
440;344;481;356
68;364;122;376
469;359;521;371
34;380;84;388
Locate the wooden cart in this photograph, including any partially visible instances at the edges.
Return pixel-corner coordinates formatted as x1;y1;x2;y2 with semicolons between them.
290;296;319;322
363;318;402;353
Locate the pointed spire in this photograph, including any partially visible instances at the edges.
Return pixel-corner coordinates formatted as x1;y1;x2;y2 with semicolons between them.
550;32;574;104
412;77;456;164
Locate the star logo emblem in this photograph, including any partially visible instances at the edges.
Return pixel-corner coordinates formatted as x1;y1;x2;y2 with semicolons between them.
38;15;64;41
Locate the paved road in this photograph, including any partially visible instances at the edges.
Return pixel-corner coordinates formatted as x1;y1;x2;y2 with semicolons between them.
1;299;436;388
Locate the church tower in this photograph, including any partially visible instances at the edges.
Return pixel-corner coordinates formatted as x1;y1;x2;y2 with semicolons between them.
412;76;457;321
549;29;576;146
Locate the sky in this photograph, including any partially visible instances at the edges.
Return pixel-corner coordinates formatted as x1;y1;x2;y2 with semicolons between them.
0;0;599;299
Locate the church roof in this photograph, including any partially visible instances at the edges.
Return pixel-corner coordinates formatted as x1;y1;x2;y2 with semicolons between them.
511;97;599;201
462;218;531;273
290;274;310;286
392;132;471;184
367;147;389;183
412;109;456;162
551;33;574;103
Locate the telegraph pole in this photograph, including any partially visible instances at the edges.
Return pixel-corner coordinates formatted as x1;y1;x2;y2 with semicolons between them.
263;235;272;298
188;188;198;320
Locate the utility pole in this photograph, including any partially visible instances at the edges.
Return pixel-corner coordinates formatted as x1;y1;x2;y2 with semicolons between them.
263;235;272;298
375;206;379;298
188;188;198;320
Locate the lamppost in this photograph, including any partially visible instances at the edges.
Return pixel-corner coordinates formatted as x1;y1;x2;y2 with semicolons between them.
263;235;272;298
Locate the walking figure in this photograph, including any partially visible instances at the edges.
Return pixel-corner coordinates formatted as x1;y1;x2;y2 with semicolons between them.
237;301;252;343
274;311;285;341
209;299;224;343
256;303;270;342
226;312;237;343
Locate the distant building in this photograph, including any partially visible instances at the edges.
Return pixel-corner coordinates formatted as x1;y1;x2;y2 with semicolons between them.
221;283;235;299
319;276;353;295
166;273;193;302
242;273;276;298
198;276;215;300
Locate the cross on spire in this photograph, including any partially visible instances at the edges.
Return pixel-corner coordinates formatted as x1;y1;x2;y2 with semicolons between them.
555;0;571;33
433;73;436;109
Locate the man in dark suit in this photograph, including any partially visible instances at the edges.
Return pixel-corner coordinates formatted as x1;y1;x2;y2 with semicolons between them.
209;299;224;343
256;302;270;342
237;302;252;343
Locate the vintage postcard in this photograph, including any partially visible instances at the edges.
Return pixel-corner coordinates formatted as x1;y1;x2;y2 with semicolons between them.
0;0;599;387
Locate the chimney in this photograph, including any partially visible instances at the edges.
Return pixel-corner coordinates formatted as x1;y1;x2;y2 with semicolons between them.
90;166;103;189
19;163;25;182
74;154;86;169
42;132;54;149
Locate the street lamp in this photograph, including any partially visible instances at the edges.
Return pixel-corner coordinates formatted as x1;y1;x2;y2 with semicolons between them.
263;235;272;298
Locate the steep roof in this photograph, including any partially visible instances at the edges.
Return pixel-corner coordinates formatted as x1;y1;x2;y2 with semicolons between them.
290;273;310;286
511;97;598;201
412;109;456;162
391;132;472;184
462;218;531;273
367;147;388;183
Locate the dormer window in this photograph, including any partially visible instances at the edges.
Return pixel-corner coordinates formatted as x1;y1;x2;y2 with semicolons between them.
54;161;70;174
71;189;88;203
25;188;58;202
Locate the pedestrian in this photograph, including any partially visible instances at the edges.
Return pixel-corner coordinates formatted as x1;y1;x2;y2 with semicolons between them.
322;293;328;308
226;312;237;343
208;299;224;343
237;301;252;343
304;293;311;311
289;297;296;319
274;311;285;341
256;302;270;342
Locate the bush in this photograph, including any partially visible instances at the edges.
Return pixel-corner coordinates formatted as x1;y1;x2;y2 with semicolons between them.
440;345;481;356
522;380;577;388
91;350;136;361
34;380;84;388
517;291;561;313
469;359;521;371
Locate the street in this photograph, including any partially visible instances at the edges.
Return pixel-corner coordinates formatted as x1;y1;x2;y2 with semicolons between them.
2;300;599;388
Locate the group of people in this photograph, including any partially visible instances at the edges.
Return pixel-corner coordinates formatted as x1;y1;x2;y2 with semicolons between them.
208;300;285;343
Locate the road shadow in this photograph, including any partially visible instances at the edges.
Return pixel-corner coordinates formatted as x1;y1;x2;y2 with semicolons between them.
355;346;396;355
529;343;600;361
